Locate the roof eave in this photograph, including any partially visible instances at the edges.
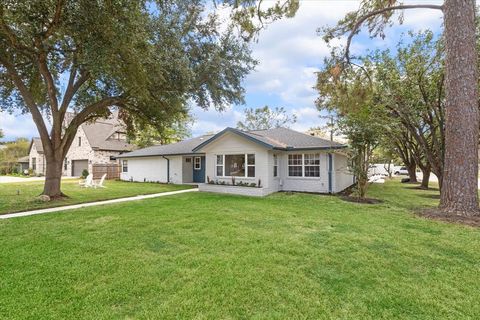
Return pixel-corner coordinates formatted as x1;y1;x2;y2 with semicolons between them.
192;127;275;152
116;152;205;159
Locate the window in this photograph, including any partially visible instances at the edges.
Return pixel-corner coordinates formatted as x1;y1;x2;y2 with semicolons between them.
194;157;201;170
247;154;255;177
288;154;303;177
78;136;82;146
185;157;191;163
64;158;68;171
273;154;278;177
122;160;128;172
216;155;223;176
216;154;255;177
288;153;320;177
304;153;320;177
225;154;245;177
32;157;36;171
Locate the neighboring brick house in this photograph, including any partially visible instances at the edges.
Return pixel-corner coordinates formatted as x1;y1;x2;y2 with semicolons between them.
28;113;135;176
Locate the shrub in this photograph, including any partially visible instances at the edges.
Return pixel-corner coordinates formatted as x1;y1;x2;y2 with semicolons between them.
81;169;89;179
249;183;256;187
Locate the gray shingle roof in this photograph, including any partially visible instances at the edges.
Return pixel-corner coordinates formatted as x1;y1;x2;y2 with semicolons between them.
116;135;214;158
251;127;345;149
31;138;44;153
82;120;135;152
118;127;346;158
17;155;29;163
31;114;136;153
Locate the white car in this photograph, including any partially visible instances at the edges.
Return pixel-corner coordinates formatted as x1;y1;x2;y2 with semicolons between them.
394;166;409;175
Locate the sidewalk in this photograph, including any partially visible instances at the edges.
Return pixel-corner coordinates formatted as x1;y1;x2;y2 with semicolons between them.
0;188;198;219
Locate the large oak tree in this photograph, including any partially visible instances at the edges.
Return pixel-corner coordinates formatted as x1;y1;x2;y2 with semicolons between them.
0;0;257;198
323;0;478;216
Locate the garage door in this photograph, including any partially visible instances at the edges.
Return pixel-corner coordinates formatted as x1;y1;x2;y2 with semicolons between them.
72;160;88;177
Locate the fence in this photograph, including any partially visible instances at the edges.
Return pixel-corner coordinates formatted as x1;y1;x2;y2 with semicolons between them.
92;163;121;180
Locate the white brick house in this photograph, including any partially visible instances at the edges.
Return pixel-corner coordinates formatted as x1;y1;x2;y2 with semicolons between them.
117;127;354;196
28;113;135;176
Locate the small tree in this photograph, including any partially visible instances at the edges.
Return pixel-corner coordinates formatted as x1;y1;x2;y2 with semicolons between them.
316;56;383;198
341;111;382;198
237;106;297;130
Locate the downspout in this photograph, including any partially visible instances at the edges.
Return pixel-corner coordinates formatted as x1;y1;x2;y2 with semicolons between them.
162;155;170;183
328;153;333;193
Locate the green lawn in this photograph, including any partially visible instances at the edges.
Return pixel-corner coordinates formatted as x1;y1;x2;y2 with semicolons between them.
0;179;193;214
1;180;479;319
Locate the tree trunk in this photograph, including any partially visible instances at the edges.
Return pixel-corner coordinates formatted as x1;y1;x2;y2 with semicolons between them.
42;155;64;198
420;166;430;189
407;162;418;183
440;0;479;215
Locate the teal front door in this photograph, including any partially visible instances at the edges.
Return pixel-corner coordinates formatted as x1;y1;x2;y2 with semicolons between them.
193;156;205;183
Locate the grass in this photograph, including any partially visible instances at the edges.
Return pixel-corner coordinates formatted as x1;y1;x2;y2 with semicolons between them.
0;179;479;319
0;179;193;214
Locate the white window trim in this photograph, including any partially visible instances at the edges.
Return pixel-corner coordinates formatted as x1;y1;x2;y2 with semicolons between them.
215;153;255;178
194;157;201;170
122;160;128;173
273;154;279;178
287;153;321;178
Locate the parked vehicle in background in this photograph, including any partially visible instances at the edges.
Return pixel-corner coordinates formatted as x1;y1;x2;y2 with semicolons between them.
368;163;394;177
394;166;409;175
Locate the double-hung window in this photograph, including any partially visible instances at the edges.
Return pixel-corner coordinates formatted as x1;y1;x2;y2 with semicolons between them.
122;160;128;173
288;153;320;177
273;154;278;177
304;154;320;177
64;158;68;171
288;154;303;177
247;154;255;177
216;154;255;178
216;155;224;176
194;157;201;170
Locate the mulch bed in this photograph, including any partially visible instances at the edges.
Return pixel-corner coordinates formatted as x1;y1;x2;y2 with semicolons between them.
417;209;480;227
339;196;383;204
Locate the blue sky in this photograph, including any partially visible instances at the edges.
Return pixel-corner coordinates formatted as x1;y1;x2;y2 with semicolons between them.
0;1;443;141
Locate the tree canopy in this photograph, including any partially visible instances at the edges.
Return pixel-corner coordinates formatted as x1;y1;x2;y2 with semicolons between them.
0;0;261;196
236;105;296;131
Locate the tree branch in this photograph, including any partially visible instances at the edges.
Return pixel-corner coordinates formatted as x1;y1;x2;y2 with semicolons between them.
60;67;90;114
345;4;443;63
0;54;52;152
36;52;59;112
43;0;64;39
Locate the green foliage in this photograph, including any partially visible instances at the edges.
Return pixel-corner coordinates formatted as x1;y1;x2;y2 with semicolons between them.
316;56;384;198
81;169;89;179
237;105;296;131
228;0;300;40
128;116;192;148
0;138;29;174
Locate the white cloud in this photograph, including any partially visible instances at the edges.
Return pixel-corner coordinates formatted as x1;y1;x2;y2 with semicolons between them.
0;112;40;141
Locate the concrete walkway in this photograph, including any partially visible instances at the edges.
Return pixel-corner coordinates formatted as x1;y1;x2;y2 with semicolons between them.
0;188;198;219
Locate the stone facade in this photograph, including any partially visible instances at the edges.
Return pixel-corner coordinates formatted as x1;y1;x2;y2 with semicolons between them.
60;126;121;176
29;115;133;177
29;141;46;176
